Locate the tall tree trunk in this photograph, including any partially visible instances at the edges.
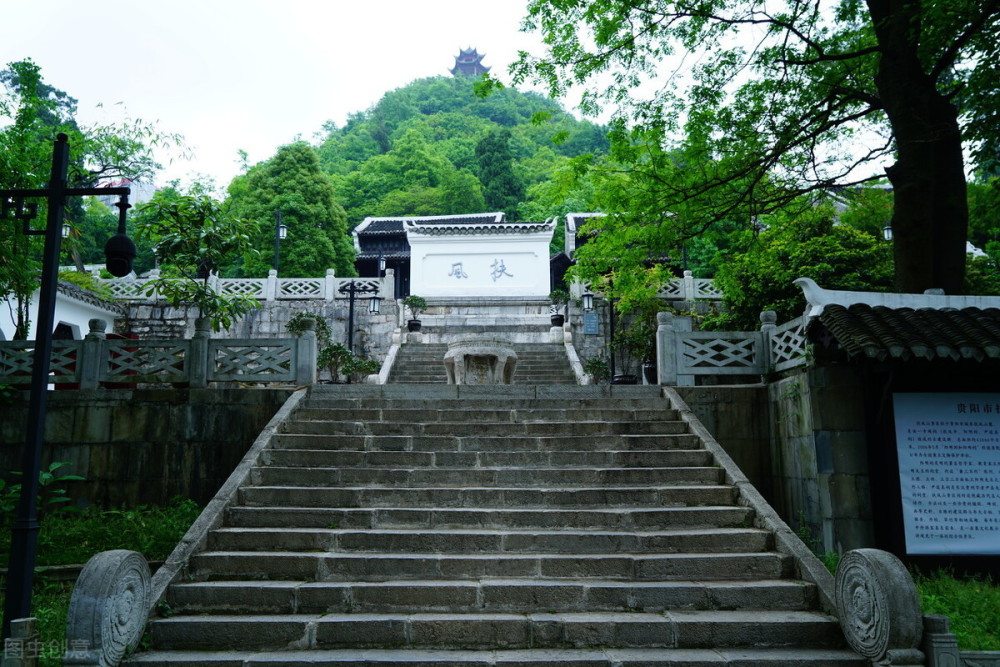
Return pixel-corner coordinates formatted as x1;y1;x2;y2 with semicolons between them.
868;0;969;294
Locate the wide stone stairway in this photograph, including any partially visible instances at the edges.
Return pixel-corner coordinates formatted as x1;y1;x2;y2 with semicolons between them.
388;343;578;384
126;385;862;666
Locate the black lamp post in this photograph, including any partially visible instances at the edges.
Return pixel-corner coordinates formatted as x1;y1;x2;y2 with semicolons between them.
1;134;134;638
273;211;288;273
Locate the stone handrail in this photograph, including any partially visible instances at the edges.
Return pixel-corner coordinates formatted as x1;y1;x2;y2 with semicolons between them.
655;310;809;385
0;317;317;389
570;271;723;302
97;269;394;303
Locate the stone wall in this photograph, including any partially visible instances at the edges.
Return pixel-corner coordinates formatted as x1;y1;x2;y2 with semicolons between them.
0;388;292;508
123;298;401;363
768;366;874;554
673;384;773;499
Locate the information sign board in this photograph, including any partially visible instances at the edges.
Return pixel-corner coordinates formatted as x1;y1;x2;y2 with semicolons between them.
583;312;599;335
894;393;1000;554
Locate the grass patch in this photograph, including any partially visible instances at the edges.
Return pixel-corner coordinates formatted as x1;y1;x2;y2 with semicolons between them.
0;499;201;665
0;498;201;567
915;569;1000;651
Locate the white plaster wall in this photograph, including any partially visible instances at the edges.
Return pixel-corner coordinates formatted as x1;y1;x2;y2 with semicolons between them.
0;290;118;340
408;231;553;298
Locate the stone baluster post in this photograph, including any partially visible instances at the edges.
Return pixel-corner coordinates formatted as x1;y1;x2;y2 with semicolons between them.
189;317;211;389
657;312;694;386
79;319;108;390
324;269;337;301
759;310;777;376
382;269;395;299
294;318;317;386
265;269;278;301
683;270;696;300
145;268;161;301
1;617;39;667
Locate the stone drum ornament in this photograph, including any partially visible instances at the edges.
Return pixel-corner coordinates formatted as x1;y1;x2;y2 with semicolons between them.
835;548;924;666
443;336;517;384
64;549;151;667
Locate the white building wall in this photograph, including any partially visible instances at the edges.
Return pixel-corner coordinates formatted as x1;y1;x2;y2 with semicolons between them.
0;289;119;341
408;229;553;298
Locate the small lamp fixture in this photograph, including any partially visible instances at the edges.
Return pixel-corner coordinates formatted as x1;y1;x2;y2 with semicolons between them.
104;195;136;278
582;291;594;312
278;224;288;240
368;294;382;314
882;224;893;241
378;255;387;273
61;224;71;239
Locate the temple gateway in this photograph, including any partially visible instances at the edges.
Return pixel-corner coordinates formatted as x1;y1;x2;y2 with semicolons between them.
353;212;556;298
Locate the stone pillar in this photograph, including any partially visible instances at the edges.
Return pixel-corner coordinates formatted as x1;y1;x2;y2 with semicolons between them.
324;269;337;301
79;319;107;390
1;617;39;667
657;312;693;386
295;318;317;386
265;269;278;301
921;615;963;667
683;270;696;300
189;317;211;389
759;310;777;375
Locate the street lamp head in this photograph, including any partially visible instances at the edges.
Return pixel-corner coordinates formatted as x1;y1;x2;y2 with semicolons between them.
61;224;71;239
582;291;594;312
105;195;136;277
278;224;288;240
883;224;893;241
378;255;386;273
369;294;382;314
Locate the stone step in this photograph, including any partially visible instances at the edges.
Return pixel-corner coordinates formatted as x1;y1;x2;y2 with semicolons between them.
295;403;678;424
283;419;690;436
269;433;704;452
249;466;724;488
125;647;866;666
224;505;756;530
304;385;663;401
206;527;772;554
189;551;793;582
238;484;738;508
147;610;844;651
167;578;818;615
260;448;711;469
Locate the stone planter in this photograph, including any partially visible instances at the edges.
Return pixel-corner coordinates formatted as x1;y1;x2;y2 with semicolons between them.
407;319;422;332
610;374;639;385
550;314;565;327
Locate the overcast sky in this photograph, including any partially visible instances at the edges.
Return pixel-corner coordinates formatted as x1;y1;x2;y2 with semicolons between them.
1;0;549;192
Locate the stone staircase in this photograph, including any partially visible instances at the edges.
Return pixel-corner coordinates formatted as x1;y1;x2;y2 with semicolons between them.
388;342;578;384
126;385;862;666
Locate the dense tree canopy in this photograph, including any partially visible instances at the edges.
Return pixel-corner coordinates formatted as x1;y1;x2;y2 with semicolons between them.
316;76;609;226
0;59;178;338
510;0;1000;295
227;142;355;278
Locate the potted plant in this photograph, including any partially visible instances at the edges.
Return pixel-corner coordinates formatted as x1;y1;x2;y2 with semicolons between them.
548;288;570;327
611;322;655;385
403;295;427;332
343;355;381;384
317;342;353;383
582;357;610;385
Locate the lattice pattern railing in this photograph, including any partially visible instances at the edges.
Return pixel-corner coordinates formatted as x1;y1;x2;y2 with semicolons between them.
677;332;764;375
657;280;684;299
658;310;812;385
278;278;324;299
693;278;724;299
222;279;266;298
770;316;808;372
209;340;296;382
103;340;190;384
0;328;316;388
0;341;82;383
98;271;393;302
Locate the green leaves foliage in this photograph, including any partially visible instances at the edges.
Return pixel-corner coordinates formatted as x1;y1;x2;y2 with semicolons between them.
136;192;260;331
706;202;894;329
513;1;1000;293
316;75;609;226
227;142;355;278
